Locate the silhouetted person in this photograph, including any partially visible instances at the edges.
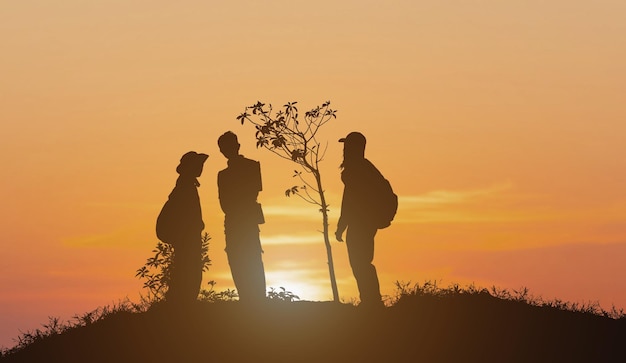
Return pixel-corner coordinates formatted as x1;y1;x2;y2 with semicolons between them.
156;151;208;305
217;131;267;303
335;132;390;308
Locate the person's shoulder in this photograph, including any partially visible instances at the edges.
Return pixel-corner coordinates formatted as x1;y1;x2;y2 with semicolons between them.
241;156;260;168
241;155;259;163
174;177;198;192
217;167;230;181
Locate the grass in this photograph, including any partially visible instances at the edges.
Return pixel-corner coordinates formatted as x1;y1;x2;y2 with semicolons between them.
389;280;625;318
1;298;150;358
2;281;625;362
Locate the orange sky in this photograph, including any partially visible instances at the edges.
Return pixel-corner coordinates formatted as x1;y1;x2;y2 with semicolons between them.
2;0;626;348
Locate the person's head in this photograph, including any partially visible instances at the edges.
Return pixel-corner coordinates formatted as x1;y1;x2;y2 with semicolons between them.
176;151;209;177
218;131;240;159
339;132;366;165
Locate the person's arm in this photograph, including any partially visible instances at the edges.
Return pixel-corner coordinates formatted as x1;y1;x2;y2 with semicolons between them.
335;215;347;242
217;171;229;214
255;160;263;193
335;175;349;242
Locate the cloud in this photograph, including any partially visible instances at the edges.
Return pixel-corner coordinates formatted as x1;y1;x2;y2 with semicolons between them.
396;181;524;224
262;205;321;220
396;181;626;226
263;182;526;225
262;234;323;246
261;191;343;221
399;181;514;206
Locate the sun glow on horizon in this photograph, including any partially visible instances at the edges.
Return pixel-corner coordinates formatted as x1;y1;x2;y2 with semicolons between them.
264;269;333;302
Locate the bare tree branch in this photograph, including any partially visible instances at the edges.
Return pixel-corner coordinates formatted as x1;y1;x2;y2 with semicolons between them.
236;100;340;302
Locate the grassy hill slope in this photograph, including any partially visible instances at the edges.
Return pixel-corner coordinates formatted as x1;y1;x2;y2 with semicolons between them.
2;290;624;363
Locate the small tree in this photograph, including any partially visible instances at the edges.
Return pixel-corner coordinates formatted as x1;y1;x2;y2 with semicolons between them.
236;101;340;302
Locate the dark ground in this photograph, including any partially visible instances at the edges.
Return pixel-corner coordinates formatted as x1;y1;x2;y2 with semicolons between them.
2;293;625;363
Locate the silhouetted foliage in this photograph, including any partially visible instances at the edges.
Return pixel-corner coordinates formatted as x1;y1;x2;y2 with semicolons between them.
198;280;239;302
135;233;212;301
237;100;340;301
267;287;300;302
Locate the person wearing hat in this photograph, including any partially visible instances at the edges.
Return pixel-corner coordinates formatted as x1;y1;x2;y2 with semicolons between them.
335;132;385;308
217;131;267;303
156;151;209;305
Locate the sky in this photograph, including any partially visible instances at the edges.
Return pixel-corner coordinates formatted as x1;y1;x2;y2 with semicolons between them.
1;0;626;348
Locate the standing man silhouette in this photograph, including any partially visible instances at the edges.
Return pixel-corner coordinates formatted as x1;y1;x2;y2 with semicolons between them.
156;151;208;305
217;131;267;303
335;132;386;308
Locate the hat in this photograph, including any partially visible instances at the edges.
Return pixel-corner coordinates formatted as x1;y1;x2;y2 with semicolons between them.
177;151;209;174
338;132;366;146
180;151;209;163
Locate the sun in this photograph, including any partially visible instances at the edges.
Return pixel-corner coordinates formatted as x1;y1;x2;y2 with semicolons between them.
264;270;331;302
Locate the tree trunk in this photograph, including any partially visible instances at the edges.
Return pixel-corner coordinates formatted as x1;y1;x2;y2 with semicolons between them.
314;170;339;302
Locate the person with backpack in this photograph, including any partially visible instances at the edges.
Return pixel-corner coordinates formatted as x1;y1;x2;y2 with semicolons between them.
156;151;209;305
335;132;398;308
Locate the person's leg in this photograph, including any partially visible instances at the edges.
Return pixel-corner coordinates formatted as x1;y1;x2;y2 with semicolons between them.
226;248;245;299
168;239;202;303
346;225;381;305
245;226;266;300
227;236;266;302
165;245;183;303
246;250;266;301
181;244;203;302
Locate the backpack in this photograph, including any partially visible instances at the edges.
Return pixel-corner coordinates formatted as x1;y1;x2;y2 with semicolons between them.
156;199;177;245
373;177;398;229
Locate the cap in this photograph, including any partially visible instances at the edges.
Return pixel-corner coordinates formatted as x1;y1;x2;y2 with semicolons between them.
338;131;366;146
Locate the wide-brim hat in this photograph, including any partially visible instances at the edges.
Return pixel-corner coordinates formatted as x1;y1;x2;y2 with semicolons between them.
176;151;209;174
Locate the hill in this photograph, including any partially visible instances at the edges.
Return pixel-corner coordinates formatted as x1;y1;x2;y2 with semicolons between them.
2;290;625;363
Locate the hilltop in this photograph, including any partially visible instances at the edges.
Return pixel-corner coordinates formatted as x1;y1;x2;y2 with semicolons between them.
2;287;624;363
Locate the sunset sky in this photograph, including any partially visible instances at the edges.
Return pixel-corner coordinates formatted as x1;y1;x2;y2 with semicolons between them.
2;0;626;348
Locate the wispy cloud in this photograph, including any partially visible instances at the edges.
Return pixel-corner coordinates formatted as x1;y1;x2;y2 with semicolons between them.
396;181;524;224
262;234;323;246
400;181;513;206
262;205;321;219
264;182;524;225
397;181;626;226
